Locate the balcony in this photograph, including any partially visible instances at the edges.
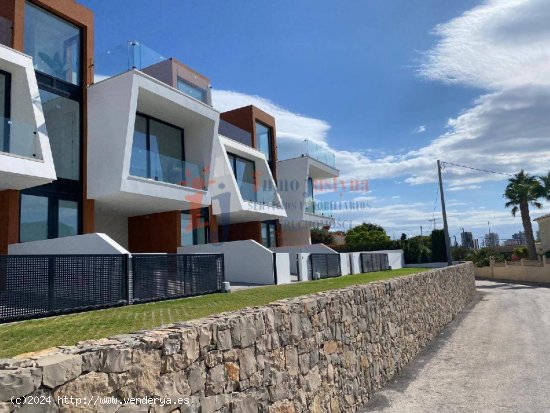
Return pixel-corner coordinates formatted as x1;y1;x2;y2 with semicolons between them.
209;136;286;224
238;181;281;207
0;44;56;190
129;149;204;190
279;138;336;168
95;41;167;82
87;70;218;216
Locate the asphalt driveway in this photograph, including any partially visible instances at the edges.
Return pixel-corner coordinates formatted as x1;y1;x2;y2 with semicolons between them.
361;280;550;413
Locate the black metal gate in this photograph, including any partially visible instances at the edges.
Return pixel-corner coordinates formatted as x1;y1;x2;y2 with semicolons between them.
360;253;390;273
131;254;224;303
308;253;341;279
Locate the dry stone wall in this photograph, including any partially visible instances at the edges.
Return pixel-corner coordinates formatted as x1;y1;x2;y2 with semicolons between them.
0;263;476;413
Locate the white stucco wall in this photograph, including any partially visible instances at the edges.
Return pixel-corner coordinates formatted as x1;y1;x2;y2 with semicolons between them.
178;240;286;285
340;253;351;275
349;253;362;274
8;233;129;255
271;244;337;274
274;253;291;285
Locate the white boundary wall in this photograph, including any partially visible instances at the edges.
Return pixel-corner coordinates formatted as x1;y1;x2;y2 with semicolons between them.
271;244;337;274
340;253;351;275
8;233;129;255
179;240;290;285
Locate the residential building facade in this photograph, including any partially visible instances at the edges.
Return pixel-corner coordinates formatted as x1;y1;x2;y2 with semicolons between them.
0;0;339;261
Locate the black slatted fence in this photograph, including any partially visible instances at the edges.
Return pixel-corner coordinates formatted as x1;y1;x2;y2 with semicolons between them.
0;253;224;323
131;254;224;303
360;253;390;273
0;255;128;323
308;253;342;279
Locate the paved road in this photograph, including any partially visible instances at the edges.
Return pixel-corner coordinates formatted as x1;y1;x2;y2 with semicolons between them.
361;280;550;413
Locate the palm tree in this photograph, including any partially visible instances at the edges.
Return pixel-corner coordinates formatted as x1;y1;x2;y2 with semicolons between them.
503;170;544;260
539;171;550;200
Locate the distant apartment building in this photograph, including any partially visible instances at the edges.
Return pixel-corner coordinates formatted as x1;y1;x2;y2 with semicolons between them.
484;232;500;248
461;231;474;249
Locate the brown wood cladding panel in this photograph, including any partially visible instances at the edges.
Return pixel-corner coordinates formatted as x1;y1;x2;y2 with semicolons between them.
208;206;218;243
0;190;20;254
221;221;262;243
128;211;180;253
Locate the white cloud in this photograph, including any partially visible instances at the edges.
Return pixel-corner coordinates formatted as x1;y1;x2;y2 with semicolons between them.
419;0;550;90
415;125;426;133
447;185;481;192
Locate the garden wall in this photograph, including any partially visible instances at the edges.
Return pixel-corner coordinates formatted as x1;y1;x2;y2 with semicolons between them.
475;259;550;284
0;263;476;413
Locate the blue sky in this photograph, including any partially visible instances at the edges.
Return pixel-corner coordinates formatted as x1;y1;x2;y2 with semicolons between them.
82;0;550;244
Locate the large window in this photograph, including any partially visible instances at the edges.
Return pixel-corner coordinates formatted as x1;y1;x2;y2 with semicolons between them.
227;153;256;202
24;2;81;85
39;89;80;180
20;194;48;242
181;208;210;246
177;78;207;103
20;193;79;242
256;122;273;164
261;220;277;248
0;70;10;153
130;113;185;185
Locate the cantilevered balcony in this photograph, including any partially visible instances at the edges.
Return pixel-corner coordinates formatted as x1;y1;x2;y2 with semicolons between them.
209;136;286;224
278;138;338;179
0;44;56;190
87;69;218;216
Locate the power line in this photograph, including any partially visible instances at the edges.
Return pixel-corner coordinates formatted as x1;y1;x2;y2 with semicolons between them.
441;161;514;177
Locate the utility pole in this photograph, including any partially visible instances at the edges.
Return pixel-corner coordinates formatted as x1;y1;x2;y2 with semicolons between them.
437;160;453;266
420;225;423;237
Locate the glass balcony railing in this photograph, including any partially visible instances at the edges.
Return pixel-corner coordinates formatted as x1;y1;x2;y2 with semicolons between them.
278;138;336;169
0;117;41;159
238;181;280;207
218;119;252;147
129;148;204;190
95;41;167;82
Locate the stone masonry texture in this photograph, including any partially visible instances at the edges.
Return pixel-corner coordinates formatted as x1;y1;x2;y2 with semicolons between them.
0;263;476;413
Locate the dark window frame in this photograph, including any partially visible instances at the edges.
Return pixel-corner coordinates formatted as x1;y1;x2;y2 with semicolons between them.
227;152;257;202
133;112;186;181
181;208;210;246
261;220;278;248
25;1;83;87
19;189;81;242
20;1;85;241
0;69;11;153
255;120;274;168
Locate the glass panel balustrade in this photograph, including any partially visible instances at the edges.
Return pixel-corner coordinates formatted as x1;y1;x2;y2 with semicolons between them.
278;138;336;168
0;117;41;159
129;148;203;190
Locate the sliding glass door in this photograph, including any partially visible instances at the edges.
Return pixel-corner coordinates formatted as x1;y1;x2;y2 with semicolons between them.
130;113;185;185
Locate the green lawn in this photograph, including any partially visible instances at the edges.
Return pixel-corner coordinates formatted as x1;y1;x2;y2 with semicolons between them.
0;268;426;358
